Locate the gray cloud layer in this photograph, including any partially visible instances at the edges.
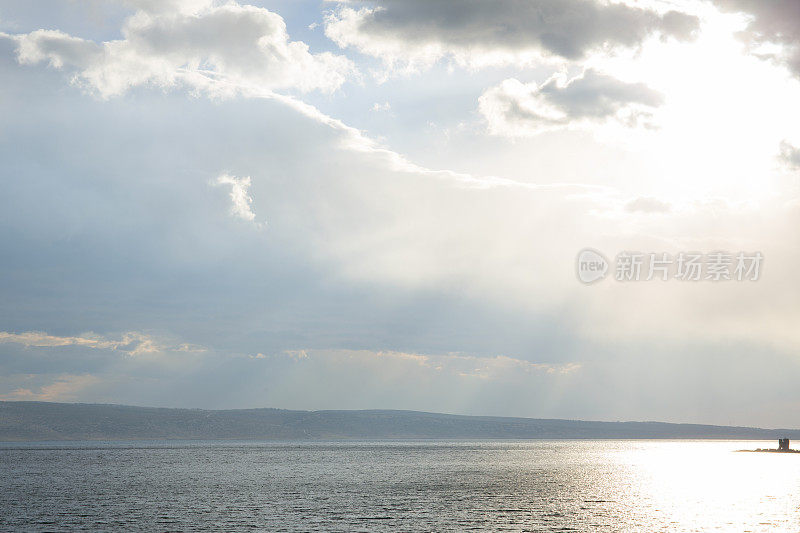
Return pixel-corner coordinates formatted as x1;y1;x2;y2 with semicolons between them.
713;0;800;77
479;69;664;136
325;0;699;67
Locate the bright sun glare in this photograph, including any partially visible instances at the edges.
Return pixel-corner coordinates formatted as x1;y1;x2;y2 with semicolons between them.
592;5;800;202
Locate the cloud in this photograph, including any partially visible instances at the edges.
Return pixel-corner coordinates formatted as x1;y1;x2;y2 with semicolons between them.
4;324;800;426
780;141;800;169
712;0;800;77
121;0;215;15
2;1;608;194
214;173;263;225
0;331;582;413
256;348;580;380
0;331;205;357
13;29;101;69
324;0;699;70
232;83;578;191
4;5;800;424
479;69;664;136
8;1;355;97
625;196;672;214
294;349;582;379
0;374;101;401
439;354;582;380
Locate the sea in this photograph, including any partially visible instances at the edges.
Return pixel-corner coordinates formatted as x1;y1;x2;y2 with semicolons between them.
1;440;798;531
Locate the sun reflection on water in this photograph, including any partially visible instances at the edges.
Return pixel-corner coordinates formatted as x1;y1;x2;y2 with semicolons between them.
606;440;800;531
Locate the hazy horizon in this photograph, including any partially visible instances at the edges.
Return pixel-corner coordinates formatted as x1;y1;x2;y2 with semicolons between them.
4;399;800;430
5;401;800;444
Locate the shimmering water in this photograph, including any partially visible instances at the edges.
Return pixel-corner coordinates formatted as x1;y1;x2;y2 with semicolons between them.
1;440;799;531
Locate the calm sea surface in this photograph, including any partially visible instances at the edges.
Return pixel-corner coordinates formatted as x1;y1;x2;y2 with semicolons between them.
1;440;799;531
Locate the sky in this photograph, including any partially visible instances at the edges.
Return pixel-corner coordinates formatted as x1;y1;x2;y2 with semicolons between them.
1;0;800;427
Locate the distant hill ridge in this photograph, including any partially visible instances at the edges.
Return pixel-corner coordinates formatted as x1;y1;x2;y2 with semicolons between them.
1;401;797;442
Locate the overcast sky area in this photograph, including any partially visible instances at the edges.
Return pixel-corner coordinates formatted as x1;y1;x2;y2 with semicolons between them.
1;0;800;427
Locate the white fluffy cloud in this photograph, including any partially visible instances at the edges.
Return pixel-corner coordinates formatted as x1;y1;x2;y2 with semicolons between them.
324;0;698;70
478;69;663;136
8;1;355;97
214;174;263;225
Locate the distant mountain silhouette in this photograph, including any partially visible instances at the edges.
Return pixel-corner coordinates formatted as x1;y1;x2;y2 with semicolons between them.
1;401;798;441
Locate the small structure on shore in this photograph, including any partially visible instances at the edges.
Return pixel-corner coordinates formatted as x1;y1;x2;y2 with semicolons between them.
738;438;800;453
